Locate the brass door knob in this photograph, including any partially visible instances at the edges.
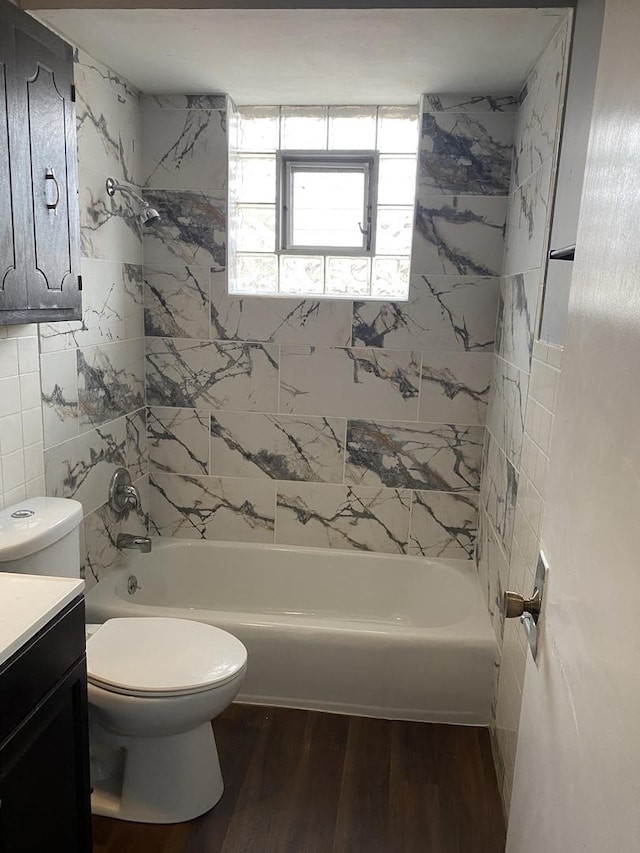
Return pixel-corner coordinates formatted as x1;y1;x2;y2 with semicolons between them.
503;589;542;622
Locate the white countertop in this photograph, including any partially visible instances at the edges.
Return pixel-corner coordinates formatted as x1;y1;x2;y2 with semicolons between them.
0;573;84;667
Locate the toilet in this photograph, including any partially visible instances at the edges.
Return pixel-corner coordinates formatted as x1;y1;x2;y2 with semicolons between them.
0;497;247;824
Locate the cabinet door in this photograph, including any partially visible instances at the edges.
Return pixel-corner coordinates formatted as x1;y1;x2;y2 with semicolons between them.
0;23;28;314
0;661;92;853
15;25;81;315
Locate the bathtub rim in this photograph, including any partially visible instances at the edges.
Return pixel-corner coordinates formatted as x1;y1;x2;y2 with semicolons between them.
85;537;498;642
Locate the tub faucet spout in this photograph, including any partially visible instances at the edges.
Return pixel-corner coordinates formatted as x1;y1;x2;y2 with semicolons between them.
117;533;152;554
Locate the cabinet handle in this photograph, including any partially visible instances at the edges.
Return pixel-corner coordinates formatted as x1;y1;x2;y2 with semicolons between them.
45;168;60;211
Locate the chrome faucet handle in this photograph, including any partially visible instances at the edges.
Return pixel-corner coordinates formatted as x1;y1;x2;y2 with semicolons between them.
122;484;140;509
109;467;141;514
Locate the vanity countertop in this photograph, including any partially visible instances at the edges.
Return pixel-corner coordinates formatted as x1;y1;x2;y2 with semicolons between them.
0;572;84;667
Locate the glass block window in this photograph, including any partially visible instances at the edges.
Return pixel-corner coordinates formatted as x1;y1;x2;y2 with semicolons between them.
279;153;377;255
229;105;418;300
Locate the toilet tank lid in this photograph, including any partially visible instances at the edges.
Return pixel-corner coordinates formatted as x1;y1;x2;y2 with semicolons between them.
0;498;83;561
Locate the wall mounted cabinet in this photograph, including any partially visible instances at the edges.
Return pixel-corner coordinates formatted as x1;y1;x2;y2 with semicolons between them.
0;0;81;325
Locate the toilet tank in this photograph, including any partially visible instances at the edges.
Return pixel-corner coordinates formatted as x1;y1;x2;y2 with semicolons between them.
0;497;83;578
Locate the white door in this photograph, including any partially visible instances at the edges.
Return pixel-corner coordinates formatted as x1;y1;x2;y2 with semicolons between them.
506;0;640;850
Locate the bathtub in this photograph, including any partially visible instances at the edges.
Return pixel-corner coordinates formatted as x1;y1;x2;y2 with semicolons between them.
85;539;498;725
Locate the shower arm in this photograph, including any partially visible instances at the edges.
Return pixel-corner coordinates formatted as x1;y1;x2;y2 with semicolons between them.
106;177;150;209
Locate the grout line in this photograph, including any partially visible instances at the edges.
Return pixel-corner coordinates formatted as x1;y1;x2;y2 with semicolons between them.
341;418;348;487
276;343;281;415
406;486;415;554
272;479;278;545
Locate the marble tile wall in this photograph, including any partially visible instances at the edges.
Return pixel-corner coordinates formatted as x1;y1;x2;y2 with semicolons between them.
479;20;569;634
142;93;516;558
39;48;148;588
475;16;572;816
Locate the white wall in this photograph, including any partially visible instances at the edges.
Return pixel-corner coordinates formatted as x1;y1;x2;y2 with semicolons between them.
507;0;640;848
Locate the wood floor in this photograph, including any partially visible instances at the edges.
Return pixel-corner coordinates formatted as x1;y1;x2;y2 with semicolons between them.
91;704;506;853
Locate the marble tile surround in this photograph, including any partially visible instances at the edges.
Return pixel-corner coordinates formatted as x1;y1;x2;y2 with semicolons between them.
149;472;275;542
38;48;148;584
423;95;518;113
419;112;514;196
481;18;569;580
35;36;570;817
146;338;279;411
210;412;345;483
142;106;228;191
413;195;508;277
140;90;517;558
6;86;518;561
419;352;493;425
486;356;529;471
344;420;483;492
26;58;561;574
352;275;499;353
279;346;420;420
276;482;411;554
512;25;570;190
495;271;539;373
481;17;568;571
142;190;226;268
3;38;569;606
409;490;478;558
473;17;571;818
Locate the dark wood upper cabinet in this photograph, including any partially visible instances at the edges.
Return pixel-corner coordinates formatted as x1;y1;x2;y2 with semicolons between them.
0;18;27;316
0;0;81;325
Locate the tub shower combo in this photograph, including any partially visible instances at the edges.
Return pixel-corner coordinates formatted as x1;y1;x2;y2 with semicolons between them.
86;538;497;725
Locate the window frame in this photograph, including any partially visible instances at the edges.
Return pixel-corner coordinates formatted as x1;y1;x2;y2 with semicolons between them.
276;150;379;257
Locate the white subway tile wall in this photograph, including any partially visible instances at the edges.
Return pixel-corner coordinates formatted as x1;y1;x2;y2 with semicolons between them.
0;325;45;509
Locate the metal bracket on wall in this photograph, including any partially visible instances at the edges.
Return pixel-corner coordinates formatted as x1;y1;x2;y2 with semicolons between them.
549;244;576;261
503;551;549;662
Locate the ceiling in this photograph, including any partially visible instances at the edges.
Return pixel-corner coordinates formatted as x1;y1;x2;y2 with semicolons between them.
36;7;566;104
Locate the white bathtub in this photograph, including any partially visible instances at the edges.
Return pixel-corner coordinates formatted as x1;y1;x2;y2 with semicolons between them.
85;539;498;725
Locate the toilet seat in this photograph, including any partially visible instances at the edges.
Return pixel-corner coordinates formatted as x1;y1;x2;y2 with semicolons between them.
86;617;247;699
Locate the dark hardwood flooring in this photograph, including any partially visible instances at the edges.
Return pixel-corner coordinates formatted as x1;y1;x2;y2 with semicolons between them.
92;704;506;853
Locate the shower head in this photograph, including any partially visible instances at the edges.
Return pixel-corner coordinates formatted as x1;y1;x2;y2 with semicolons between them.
138;206;161;228
106;177;161;227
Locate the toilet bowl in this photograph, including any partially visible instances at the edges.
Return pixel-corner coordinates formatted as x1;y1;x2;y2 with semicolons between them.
0;498;249;824
86;616;247;824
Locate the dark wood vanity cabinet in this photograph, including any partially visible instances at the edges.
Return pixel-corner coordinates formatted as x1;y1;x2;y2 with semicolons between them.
0;597;92;853
0;0;81;325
